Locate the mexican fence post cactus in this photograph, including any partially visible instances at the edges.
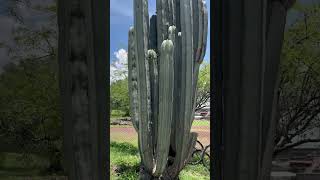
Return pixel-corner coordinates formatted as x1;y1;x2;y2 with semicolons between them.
128;0;208;179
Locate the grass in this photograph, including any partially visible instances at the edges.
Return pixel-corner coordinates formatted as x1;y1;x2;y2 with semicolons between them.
192;120;210;127
0;152;66;180
110;141;210;180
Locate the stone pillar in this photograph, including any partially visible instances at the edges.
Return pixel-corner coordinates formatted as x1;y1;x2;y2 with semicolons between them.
212;0;295;180
57;0;108;180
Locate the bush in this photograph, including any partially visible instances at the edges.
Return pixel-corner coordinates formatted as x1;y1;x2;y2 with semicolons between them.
111;110;127;118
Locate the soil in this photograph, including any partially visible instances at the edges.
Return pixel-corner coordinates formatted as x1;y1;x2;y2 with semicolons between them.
110;125;210;147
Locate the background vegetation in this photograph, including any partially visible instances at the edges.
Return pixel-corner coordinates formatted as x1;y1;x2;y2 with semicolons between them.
275;3;320;155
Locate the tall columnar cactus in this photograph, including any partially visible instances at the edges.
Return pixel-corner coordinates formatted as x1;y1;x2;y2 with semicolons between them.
128;0;208;179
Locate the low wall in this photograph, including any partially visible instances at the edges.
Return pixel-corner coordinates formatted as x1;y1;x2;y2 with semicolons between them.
296;173;320;180
270;172;320;180
271;172;296;180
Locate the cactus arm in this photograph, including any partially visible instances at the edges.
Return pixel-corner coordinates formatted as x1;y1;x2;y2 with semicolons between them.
156;0;164;50
195;0;204;63
170;32;182;155
199;1;208;63
193;0;200;61
175;0;181;31
170;0;182;155
191;0;205;109
172;0;195;171
128;27;140;132
149;15;158;51
166;0;175;26
169;0;176;26
164;0;170;25
134;0;154;172
191;0;208;125
181;0;195;169
190;63;201;126
149;16;159;147
153;40;175;176
147;50;159;156
156;0;175;48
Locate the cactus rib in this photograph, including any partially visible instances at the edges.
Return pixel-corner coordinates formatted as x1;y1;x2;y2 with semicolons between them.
153;40;174;176
128;27;139;131
134;0;153;172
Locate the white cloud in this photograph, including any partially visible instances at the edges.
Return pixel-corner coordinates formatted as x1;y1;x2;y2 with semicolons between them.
110;48;128;83
114;49;128;66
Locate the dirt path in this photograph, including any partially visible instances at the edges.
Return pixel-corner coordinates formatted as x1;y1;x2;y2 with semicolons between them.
110;125;210;147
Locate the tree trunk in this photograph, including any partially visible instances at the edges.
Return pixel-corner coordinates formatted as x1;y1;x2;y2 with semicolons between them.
57;0;108;180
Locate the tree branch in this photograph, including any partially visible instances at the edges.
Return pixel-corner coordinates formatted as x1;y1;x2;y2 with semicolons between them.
274;138;320;156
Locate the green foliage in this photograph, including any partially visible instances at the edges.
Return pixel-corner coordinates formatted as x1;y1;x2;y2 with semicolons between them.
196;62;210;111
110;79;130;116
275;4;320;151
111;110;128;118
110;141;209;180
198;62;210;91
0;0;63;173
0;58;63;172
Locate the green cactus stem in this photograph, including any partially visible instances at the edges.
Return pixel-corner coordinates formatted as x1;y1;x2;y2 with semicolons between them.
128;0;208;178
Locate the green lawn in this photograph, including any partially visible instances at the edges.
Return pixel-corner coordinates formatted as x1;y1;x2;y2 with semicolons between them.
110;141;210;180
192;120;210;127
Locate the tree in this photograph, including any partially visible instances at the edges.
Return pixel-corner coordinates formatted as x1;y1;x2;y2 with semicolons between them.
110;78;130;116
0;0;63;172
274;3;320;156
0;58;63;172
195;62;210;111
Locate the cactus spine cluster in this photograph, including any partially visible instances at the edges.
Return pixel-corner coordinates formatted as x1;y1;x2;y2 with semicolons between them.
128;0;208;178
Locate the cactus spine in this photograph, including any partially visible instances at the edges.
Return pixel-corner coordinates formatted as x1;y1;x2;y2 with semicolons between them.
128;0;208;179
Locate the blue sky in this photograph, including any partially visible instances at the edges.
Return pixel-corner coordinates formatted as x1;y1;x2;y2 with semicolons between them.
110;0;211;63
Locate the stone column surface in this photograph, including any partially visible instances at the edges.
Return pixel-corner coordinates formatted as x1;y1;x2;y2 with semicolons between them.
212;0;296;180
57;0;108;180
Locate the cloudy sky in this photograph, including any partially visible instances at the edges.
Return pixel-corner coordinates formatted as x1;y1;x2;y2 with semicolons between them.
110;0;211;64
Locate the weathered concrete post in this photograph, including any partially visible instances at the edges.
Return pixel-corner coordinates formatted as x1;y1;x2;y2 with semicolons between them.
57;0;108;180
213;0;295;180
